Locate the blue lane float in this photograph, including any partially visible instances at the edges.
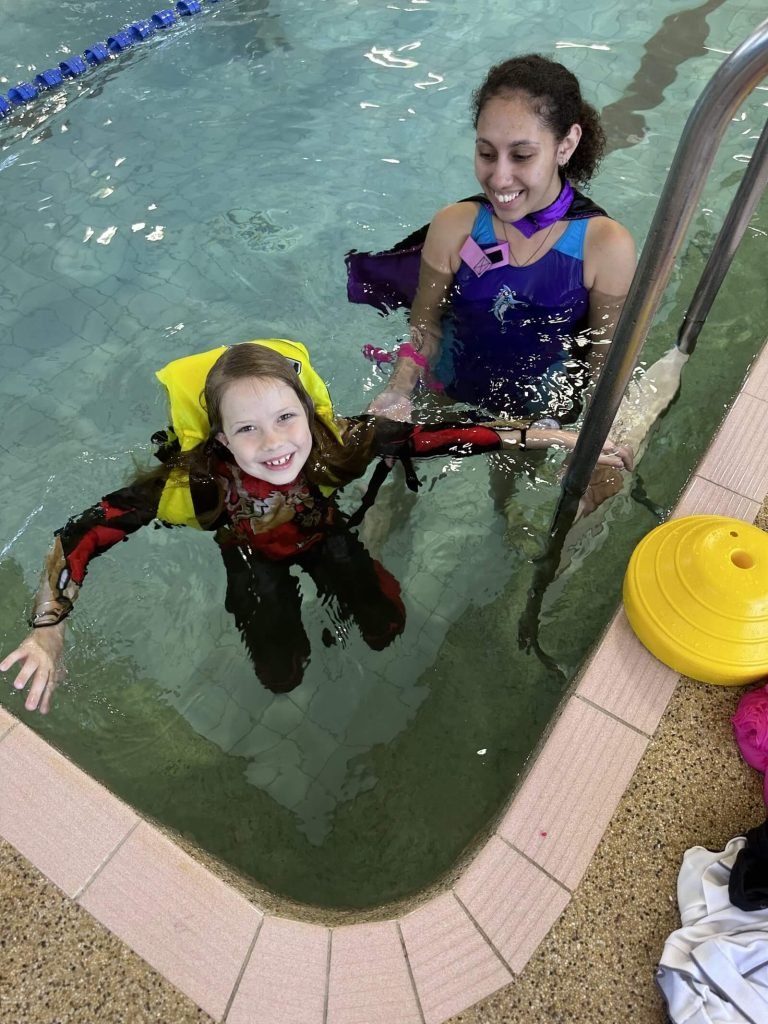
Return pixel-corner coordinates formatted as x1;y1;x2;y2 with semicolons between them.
35;68;65;89
107;31;134;54
60;56;88;78
0;1;221;120
129;20;156;41
7;82;38;105
84;42;109;66
151;9;177;28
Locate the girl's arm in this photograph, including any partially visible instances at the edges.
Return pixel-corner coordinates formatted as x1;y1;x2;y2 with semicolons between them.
0;477;164;714
370;204;475;421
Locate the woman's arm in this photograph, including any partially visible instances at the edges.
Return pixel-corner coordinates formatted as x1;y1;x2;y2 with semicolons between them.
370;204;475;420
580;217;637;384
372;418;633;470
496;426;633;469
0;476;164;713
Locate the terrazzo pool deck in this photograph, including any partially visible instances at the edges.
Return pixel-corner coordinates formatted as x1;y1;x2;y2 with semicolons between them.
1;340;767;1024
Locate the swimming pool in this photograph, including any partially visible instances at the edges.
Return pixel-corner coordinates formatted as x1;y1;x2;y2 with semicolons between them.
0;0;766;910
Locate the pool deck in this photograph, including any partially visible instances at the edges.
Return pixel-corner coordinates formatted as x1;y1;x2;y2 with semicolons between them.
2;341;767;1024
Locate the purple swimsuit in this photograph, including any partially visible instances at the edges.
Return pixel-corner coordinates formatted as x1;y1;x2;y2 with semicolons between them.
437;203;592;421
345;186;609;421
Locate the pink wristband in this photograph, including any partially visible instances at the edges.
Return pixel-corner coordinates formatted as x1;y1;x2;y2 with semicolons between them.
397;342;429;369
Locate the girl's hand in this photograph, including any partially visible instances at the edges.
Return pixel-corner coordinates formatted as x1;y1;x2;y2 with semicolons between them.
368;390;414;422
0;624;66;715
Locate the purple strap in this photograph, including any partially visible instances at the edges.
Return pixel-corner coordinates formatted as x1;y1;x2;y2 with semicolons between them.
512;179;574;238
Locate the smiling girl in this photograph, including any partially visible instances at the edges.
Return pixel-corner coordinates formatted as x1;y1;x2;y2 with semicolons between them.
359;54;636;425
1;340;631;712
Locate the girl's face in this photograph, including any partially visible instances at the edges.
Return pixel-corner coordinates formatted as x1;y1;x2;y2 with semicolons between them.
474;92;581;222
216;375;313;485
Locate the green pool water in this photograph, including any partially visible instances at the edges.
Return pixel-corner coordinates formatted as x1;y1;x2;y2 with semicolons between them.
0;0;766;908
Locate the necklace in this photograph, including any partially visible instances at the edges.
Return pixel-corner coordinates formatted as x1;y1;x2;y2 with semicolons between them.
501;219;557;267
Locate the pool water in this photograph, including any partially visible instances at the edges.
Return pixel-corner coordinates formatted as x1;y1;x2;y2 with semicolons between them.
0;0;766;908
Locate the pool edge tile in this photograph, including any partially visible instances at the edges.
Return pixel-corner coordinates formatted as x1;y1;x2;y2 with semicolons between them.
696;391;768;502
454;834;571;974
77;820;262;1022
400;891;513;1024
0;705;17;740
327;920;422;1024
227;916;328;1024
576;609;679;736
0;722;139;898
497;697;648;891
743;343;768;398
671;475;761;521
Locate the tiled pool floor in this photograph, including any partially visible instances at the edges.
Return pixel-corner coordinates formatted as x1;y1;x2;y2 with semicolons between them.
2;343;767;1024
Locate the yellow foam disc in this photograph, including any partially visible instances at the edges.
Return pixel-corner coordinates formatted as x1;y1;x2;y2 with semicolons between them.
623;515;768;686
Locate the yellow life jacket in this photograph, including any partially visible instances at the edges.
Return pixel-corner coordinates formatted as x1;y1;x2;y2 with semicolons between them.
155;338;343;528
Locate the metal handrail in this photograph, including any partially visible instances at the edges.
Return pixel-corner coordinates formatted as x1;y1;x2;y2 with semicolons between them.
677;116;768;355
520;17;768;655
550;14;768;532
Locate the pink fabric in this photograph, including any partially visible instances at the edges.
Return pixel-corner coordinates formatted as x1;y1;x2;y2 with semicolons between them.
396;342;429;369
732;684;768;773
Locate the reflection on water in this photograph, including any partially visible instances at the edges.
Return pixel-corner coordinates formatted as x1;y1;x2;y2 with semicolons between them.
600;0;731;152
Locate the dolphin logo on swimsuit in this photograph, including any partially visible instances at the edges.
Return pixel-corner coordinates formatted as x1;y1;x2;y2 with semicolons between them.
492;285;527;323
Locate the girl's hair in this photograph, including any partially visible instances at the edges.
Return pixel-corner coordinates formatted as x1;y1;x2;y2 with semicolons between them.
471;54;606;185
156;343;376;525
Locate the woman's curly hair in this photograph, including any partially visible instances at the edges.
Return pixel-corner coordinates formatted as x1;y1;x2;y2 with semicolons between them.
471;53;606;186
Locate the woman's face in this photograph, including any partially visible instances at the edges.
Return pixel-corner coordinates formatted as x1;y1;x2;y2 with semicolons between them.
216;375;313;485
474;91;581;222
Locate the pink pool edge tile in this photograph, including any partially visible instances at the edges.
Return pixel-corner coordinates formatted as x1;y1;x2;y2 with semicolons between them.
696;392;768;502
498;697;648;891
328;920;422;1024
77;821;261;1021
744;343;768;398
672;475;761;522
455;834;571;974
227;916;329;1024
576;610;680;736
0;705;17;739
400;891;513;1024
0;722;138;897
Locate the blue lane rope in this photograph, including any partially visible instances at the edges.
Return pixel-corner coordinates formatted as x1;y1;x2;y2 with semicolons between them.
0;0;222;119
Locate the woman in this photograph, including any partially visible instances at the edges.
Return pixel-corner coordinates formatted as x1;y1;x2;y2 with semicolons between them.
351;54;636;426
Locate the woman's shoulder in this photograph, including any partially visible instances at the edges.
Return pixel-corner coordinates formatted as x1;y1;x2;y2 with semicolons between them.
584;215;635;256
429;200;482;235
423;201;481;273
583;216;637;292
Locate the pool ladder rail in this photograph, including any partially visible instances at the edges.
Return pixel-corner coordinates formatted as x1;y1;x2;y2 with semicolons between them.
0;1;223;118
521;15;768;652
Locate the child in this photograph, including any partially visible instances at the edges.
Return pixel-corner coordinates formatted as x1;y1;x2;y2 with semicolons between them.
347;54;636;425
0;339;631;712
